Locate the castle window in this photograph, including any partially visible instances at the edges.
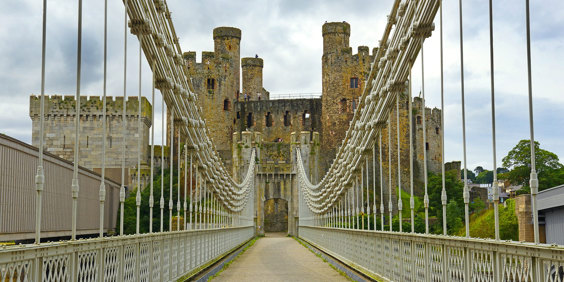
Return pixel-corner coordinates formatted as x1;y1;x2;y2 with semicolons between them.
63;135;66;149
237;111;240;119
246;113;253;128
302;110;310;126
233;118;236;124
435;127;440;135
284;111;291;126
109;136;112;148
417;116;422;125
223;98;231;111
207;78;215;90
340;98;347;113
350;77;359;89
86;136;89;148
426;142;429;150
352;99;357;112
265;112;273;127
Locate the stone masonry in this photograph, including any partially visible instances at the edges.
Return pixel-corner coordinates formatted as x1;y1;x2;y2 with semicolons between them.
30;95;152;186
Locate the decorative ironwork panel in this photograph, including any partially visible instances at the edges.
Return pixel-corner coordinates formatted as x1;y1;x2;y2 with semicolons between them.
542;259;564;282
139;242;150;282
0;260;32;282
447;246;465;282
77;250;98;282
103;246;119;281
152;241;161;281
42;254;70;282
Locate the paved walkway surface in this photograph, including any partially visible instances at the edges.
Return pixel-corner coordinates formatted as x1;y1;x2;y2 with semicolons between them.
212;233;348;282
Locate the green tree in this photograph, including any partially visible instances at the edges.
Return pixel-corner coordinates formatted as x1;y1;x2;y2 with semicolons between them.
475;170;493;184
461;169;476;182
117;168;194;234
470;198;485;213
474;166;484;175
445;200;464;235
502;139;563;190
427;170;464;234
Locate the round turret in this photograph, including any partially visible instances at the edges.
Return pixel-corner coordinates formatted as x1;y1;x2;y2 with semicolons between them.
242;57;264;101
322;22;350;54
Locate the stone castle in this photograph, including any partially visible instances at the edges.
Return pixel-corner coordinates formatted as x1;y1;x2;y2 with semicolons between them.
30;22;444;233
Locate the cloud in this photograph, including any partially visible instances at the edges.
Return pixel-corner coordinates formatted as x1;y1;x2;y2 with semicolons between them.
0;0;562;173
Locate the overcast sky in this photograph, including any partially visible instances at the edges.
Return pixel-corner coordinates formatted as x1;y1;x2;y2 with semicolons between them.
0;0;562;172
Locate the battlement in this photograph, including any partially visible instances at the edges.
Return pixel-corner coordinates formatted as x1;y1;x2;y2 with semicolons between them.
213;27;241;39
29;95;152;118
183;51;196;65
322;22;350;36
242;57;263;68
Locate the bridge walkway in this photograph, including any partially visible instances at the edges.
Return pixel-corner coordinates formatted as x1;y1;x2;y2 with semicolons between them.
212;233;347;282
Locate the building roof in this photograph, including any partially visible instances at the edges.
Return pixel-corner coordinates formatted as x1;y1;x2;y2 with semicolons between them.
538;184;564;211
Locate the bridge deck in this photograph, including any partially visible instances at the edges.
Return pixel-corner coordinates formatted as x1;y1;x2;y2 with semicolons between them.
213;233;347;282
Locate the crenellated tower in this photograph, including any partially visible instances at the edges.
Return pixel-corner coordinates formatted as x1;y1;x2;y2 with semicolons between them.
321;22;375;172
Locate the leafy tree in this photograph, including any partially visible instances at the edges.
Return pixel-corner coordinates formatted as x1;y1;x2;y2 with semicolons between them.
502;140;563;190
427;171;464;235
428;171;464;219
469;198;485;213
117;167;196;234
445;200;464;235
474;166;484;175
496;167;509;174
539;167;564;190
461;169;476;182
475;170;493;184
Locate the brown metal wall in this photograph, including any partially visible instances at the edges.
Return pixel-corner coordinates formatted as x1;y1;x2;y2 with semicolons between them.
0;134;120;241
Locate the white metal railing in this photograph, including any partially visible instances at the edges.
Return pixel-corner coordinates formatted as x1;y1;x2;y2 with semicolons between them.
0;226;254;281
299;226;564;282
269;93;321;100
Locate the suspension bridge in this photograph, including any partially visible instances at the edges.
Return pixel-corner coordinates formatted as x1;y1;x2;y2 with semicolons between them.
1;0;563;281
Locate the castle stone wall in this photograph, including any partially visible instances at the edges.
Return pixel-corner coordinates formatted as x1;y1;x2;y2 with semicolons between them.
234;99;321;144
30;95;152;185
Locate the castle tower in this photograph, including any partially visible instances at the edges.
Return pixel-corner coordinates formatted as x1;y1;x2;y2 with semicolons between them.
320;22;372;173
322;22;350;55
176;27;242;163
213;26;241;100
241;57;264;101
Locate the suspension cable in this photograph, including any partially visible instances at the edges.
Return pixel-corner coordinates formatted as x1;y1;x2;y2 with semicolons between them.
488;0;500;241
169;111;174;231
149;58;155;233
388;116;392;231
439;0;447;236
119;0;128;236
136;35;142;235
458;0;470;238
373;143;377;231
99;0;108;238
71;0;83;241
397;94;402;232
422;42;429;234
35;0;48;244
409;70;415;233
525;0;539;244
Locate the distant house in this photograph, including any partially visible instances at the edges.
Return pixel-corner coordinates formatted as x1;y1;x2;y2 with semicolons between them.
538;184;564;245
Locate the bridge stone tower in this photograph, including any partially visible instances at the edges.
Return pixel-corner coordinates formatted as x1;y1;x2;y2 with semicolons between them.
232;131;319;236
